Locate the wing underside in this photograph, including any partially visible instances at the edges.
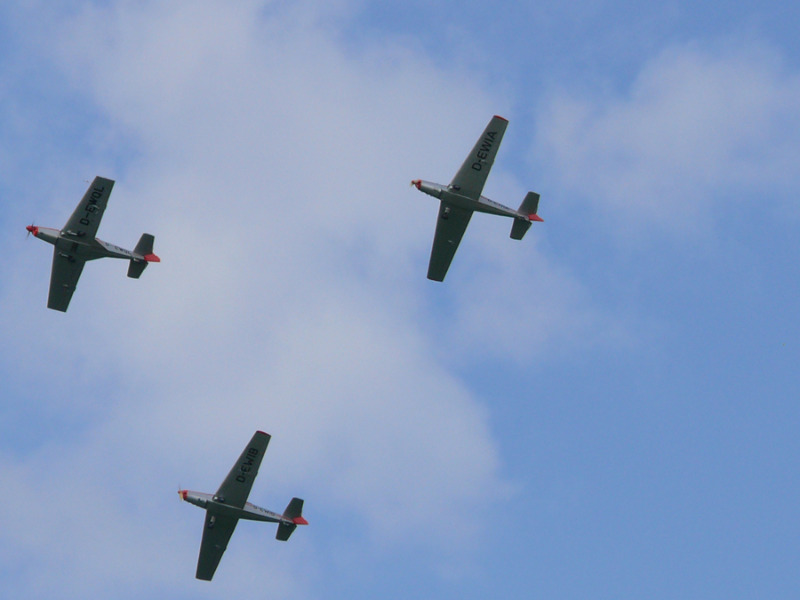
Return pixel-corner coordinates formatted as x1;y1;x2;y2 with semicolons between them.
215;431;270;509
47;248;86;312
62;176;114;241
449;115;508;201
427;202;473;282
196;513;238;581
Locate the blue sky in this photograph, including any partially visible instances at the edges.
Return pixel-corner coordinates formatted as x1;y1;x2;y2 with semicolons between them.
1;1;799;598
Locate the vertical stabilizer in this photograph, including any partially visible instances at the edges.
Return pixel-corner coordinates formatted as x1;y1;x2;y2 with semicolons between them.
133;233;156;257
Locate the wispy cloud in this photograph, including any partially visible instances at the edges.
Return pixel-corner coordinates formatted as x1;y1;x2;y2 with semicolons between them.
534;40;800;235
0;2;594;598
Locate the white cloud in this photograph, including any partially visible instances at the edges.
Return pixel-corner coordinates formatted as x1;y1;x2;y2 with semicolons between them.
534;40;800;235
0;2;559;598
0;1;648;597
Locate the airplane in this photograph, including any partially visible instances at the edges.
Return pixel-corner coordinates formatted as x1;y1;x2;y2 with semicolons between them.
179;431;308;581
25;176;160;312
411;115;543;281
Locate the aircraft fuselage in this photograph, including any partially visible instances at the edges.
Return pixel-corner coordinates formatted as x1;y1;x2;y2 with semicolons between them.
413;180;529;221
180;490;292;524
29;226;139;262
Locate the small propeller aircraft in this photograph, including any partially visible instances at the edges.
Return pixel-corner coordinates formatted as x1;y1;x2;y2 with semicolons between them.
25;176;160;312
411;115;543;281
179;431;308;581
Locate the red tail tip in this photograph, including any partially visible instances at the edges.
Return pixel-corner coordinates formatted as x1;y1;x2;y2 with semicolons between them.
529;214;544;222
143;253;161;263
292;516;309;525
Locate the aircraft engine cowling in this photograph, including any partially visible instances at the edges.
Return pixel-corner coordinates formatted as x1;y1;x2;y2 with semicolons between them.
179;490;210;509
411;180;444;199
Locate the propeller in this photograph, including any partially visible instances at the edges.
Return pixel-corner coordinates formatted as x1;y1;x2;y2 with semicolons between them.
26;223;38;238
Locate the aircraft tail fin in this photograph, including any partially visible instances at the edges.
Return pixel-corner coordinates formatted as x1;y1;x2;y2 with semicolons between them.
510;192;542;240
128;233;160;278
276;497;307;541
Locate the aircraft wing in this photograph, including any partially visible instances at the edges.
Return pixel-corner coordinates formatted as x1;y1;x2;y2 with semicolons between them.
214;431;271;509
62;176;115;240
448;115;508;200
47;248;86;312
427;202;473;282
196;513;239;581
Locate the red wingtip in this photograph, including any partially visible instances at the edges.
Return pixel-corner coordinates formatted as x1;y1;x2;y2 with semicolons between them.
143;253;161;263
494;114;509;122
529;214;544;222
292;516;309;525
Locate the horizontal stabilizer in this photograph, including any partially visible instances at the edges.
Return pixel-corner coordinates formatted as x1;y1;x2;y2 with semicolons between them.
276;522;296;541
510;219;531;240
127;259;148;279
